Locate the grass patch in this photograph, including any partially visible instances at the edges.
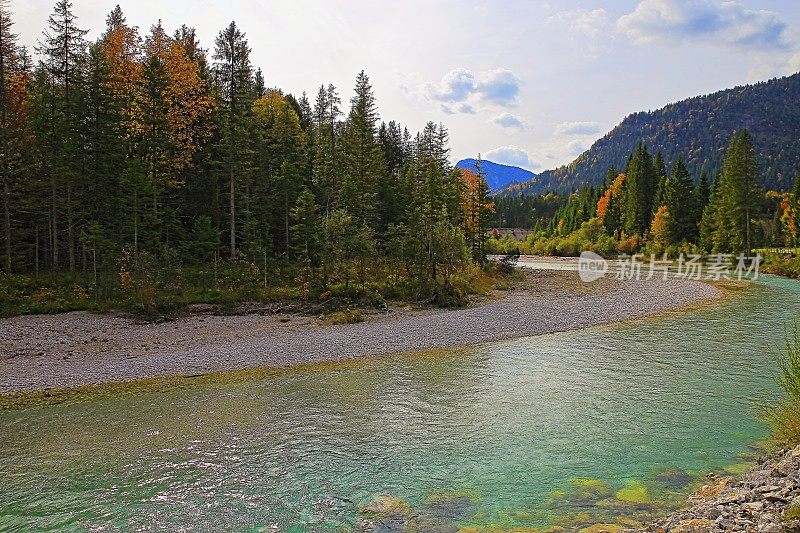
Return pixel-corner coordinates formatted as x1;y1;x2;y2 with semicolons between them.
320;309;364;325
785;504;800;522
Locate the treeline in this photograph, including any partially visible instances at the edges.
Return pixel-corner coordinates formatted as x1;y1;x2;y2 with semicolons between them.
490;130;800;257
0;1;495;313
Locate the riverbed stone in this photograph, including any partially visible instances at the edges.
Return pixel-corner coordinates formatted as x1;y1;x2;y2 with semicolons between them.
360;495;412;518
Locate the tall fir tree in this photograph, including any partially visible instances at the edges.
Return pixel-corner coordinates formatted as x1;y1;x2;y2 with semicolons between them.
665;158;696;243
623;143;656;236
340;71;383;227
0;0;20;272
213;21;253;258
38;0;89;271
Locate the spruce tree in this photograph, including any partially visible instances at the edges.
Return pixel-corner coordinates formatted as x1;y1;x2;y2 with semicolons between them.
666;158;695;243
340;71;384;227
623;143;656;236
38;0;89;271
213;21;253;258
652;151;667;214
0;0;19;272
312;84;341;213
716;130;761;253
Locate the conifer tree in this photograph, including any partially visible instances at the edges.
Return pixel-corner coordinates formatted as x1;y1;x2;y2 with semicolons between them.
718;130;761;253
213;21;253;258
38;0;89;271
312;84;341;213
340;71;383;226
0;0;20;272
665;158;695;243
623;143;656;236
652;151;667;214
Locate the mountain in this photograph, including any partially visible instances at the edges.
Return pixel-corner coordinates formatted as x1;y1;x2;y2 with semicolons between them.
498;72;800;196
456;158;535;192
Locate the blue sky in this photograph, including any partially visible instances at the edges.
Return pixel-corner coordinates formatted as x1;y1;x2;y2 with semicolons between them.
15;0;800;172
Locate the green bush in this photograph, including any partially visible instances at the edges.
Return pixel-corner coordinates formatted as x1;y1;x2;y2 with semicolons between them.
762;324;800;445
763;253;800;280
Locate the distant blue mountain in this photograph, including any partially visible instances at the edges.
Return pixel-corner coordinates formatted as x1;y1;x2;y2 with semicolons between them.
455;158;535;192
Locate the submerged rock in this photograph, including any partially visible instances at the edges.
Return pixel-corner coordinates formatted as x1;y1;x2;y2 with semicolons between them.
424;494;475;521
654;470;695;490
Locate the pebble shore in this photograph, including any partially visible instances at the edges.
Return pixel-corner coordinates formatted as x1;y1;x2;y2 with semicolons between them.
0;272;721;393
633;445;800;533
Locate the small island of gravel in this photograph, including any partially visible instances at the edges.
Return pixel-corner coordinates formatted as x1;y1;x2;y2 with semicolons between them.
0;270;721;394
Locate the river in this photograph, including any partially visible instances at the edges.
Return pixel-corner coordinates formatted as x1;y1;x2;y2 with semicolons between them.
1;276;798;531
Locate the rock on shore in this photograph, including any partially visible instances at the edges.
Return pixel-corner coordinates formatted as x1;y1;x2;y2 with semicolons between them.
635;445;800;533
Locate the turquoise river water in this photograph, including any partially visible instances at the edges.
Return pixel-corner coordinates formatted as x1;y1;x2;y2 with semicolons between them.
1;276;799;532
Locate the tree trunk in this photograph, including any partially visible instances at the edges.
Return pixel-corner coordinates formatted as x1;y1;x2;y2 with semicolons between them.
51;172;58;268
284;191;289;258
0;28;9;274
229;165;235;259
67;176;74;271
2;164;9;273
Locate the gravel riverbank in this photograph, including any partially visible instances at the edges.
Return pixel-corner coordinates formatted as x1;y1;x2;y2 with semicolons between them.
0;271;721;393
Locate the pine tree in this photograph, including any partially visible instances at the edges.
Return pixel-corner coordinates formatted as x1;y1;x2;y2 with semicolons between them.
290;186;320;278
340;71;383;226
38;0;89;271
652;151;667;215
718;130;761;253
312;84;341;213
213;21;253;258
253;67;265;98
665;158;695;243
623;143;656;236
793;174;800;215
83;43;120;240
0;0;19;272
696;170;710;209
134;22;173;249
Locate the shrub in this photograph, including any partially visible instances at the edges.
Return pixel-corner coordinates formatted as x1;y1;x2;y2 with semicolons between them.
118;246;183;315
762;324;800;445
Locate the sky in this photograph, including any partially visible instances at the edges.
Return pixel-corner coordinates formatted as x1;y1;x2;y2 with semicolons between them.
14;0;800;173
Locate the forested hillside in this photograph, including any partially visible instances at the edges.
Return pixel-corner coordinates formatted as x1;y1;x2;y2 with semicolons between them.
0;1;496;315
455;158;534;192
502;73;800;196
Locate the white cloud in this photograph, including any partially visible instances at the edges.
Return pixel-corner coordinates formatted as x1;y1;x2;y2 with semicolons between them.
428;68;476;102
484;146;540;170
491;112;526;129
617;0;790;51
566;140;586;156
786;50;800;73
475;68;521;106
554;121;601;136
547;8;612;38
424;67;521;113
458;103;477;114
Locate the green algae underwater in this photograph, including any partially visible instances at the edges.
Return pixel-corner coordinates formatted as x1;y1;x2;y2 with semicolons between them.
1;276;798;532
